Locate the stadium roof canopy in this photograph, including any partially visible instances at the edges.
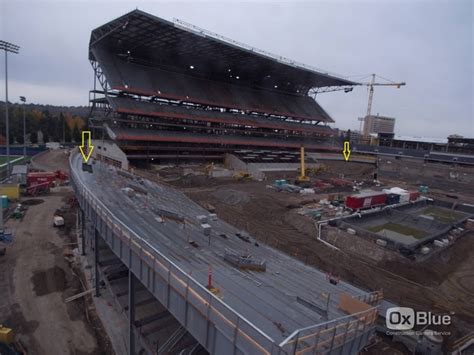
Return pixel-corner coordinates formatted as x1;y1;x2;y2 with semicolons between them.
89;10;357;95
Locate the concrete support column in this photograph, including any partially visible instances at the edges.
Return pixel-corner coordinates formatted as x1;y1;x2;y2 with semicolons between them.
129;270;136;355
94;228;101;297
80;210;86;256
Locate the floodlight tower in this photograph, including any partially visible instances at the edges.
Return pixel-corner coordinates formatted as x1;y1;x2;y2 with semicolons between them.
20;96;26;159
0;40;20;177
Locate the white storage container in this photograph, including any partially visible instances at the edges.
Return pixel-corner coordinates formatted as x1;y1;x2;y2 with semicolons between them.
376;239;387;247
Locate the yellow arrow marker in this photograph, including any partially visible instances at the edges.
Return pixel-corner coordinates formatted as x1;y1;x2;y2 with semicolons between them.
79;131;94;163
342;141;351;161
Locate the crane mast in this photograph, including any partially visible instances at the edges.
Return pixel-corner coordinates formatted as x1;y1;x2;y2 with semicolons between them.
360;74;406;135
366;74;376;117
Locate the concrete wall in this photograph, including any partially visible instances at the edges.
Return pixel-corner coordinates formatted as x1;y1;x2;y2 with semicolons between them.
224;154;323;180
92;140;129;170
224;154;265;180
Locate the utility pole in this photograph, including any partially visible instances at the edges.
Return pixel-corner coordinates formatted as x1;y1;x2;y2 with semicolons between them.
62;113;65;143
0;40;20;177
20;96;26;160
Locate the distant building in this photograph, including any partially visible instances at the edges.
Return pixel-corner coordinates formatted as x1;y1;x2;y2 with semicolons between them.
362;114;395;136
379;135;449;152
360;132;474;156
447;136;474;154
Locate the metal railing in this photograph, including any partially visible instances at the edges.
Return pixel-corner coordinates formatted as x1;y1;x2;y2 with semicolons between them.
279;307;378;354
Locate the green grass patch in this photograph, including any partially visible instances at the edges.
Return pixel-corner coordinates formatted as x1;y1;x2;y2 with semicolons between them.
368;222;427;239
0;156;29;169
0;156;20;165
417;206;465;224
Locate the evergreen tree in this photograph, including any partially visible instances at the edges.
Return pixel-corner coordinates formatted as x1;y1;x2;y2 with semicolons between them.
72;123;81;143
30;131;38;144
65;124;72;142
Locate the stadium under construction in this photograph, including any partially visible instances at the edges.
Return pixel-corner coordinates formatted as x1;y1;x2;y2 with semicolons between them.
76;8;474;355
88;10;357;165
3;7;474;355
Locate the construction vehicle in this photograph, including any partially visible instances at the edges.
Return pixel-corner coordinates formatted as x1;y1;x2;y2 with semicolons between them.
26;181;52;196
305;164;328;176
296;146;310;184
233;171;252;181
12;204;25;219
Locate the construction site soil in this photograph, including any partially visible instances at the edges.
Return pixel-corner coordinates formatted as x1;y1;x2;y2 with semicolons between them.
0;150;114;354
1;189;113;354
150;158;474;347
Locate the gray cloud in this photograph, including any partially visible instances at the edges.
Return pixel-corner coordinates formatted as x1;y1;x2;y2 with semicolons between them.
0;0;472;137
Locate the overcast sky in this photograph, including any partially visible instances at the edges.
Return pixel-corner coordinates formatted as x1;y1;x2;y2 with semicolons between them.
0;0;472;138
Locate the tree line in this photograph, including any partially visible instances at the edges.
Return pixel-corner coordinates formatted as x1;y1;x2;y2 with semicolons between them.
0;102;89;144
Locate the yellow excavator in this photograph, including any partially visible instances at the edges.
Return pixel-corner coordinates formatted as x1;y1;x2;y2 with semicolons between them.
233;171;252;181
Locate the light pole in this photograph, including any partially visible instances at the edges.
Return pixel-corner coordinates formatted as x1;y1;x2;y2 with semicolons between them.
20;96;26;160
0;40;20;177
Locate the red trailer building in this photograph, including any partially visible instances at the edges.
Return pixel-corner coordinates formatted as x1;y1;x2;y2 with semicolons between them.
345;191;387;210
27;172;57;186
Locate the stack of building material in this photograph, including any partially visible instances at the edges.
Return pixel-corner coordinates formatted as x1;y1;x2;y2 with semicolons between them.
197;215;208;224
201;224;211;236
328;177;352;187
466;219;474;230
273;182;301;193
383;187;410;203
127;182;148;195
224;250;266;271
314;180;333;190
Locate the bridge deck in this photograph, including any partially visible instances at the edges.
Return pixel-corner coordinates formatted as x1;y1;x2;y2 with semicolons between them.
73;155;368;343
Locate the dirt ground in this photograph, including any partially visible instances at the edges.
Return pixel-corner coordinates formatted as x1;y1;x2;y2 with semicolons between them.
0;150;113;355
156;159;474;349
30;148;70;172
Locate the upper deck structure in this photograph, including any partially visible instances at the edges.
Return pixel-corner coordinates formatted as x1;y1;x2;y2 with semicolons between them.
88;10;358;163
